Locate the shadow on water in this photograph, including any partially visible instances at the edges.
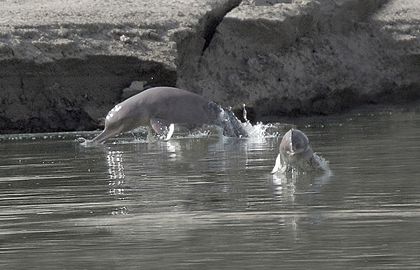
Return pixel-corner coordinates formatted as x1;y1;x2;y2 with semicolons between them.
1;106;420;269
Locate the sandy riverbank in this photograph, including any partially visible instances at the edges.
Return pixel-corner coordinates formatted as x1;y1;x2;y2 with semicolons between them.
0;0;419;133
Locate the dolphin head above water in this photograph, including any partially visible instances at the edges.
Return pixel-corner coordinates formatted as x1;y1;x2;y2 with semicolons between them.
281;129;313;160
271;128;318;174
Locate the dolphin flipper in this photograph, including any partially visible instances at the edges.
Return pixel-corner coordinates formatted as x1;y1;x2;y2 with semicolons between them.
165;123;175;141
271;154;281;174
150;118;175;141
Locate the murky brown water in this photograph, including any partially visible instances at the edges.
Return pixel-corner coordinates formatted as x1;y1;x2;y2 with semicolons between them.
1;106;420;269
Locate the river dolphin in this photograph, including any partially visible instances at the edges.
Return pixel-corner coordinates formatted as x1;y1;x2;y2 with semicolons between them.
87;87;247;144
271;128;324;174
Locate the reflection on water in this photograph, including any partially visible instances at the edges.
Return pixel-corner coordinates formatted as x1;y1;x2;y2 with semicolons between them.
272;168;333;202
1;107;420;269
107;150;128;215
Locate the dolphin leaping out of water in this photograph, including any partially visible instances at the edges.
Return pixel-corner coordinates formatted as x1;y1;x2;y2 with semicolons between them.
271;128;326;174
84;87;247;144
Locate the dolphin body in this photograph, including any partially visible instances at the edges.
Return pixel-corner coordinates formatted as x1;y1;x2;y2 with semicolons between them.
87;87;247;144
271;129;324;174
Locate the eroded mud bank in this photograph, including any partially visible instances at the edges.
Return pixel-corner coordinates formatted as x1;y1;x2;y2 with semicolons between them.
1;0;419;133
0;57;176;133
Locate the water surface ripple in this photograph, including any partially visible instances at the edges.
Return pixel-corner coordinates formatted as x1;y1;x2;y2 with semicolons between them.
0;108;419;269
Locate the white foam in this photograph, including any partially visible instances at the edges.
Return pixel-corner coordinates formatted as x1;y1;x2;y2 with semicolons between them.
185;129;212;138
243;121;277;139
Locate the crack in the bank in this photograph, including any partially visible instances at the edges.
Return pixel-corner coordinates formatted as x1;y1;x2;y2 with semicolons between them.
201;0;242;55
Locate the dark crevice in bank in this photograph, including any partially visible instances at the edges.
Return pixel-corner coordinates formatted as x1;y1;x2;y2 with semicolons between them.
0;56;176;134
201;0;242;55
175;0;242;91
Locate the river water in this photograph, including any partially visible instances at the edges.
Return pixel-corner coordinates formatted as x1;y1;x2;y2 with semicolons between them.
1;106;419;269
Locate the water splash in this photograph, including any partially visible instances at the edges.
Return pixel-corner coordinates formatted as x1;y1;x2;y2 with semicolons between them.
237;104;284;140
218;104;283;140
0;131;97;142
184;129;211;138
76;137;98;147
242;121;277;139
0;107;285;145
312;153;330;172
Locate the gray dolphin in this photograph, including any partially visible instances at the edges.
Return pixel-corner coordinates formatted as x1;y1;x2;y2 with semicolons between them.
86;87;247;144
271;128;324;174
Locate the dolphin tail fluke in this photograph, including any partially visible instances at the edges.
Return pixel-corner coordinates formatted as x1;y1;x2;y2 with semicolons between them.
221;109;248;138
